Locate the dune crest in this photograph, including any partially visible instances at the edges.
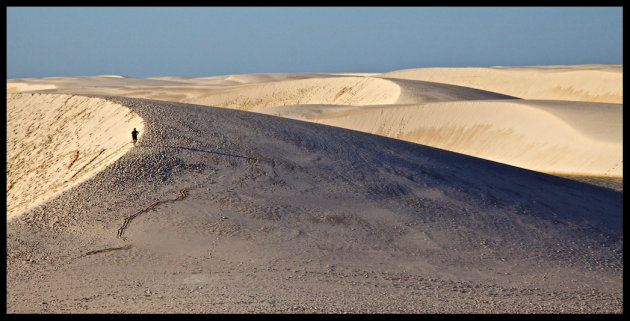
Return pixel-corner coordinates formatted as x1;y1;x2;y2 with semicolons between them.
6;93;144;220
181;76;402;110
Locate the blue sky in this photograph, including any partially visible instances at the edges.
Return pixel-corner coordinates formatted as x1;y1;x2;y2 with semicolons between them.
6;7;623;78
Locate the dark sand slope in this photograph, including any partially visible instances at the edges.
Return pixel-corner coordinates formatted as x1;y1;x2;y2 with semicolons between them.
7;95;622;313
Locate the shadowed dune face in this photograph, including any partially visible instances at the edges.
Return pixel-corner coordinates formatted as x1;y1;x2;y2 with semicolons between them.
6;93;144;220
388;78;519;104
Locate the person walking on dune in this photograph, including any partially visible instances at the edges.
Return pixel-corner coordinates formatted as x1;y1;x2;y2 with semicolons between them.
131;128;139;147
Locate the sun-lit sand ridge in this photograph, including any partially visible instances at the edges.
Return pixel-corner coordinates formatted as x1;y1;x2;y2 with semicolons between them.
6;93;144;220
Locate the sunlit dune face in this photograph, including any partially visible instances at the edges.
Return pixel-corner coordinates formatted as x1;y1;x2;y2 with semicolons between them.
6;93;144;220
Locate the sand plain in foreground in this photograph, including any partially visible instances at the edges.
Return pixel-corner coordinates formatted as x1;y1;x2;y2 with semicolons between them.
6;65;623;313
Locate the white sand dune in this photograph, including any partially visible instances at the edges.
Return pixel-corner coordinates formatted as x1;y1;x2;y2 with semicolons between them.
7;94;622;313
6;93;144;221
257;99;622;176
179;76;402;109
381;64;623;103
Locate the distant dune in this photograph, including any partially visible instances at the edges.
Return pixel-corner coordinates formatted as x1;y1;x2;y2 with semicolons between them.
180;77;402;109
6;82;57;93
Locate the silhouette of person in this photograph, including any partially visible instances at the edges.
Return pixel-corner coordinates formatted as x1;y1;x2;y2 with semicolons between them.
131;128;139;146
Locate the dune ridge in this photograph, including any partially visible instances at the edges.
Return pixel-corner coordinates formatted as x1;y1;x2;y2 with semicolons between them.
6;93;144;220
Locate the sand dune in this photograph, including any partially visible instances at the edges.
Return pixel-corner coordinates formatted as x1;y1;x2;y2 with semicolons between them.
257;99;622;176
6;94;622;313
179;76;517;110
381;64;623;103
179;76;402;109
6;93;144;220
